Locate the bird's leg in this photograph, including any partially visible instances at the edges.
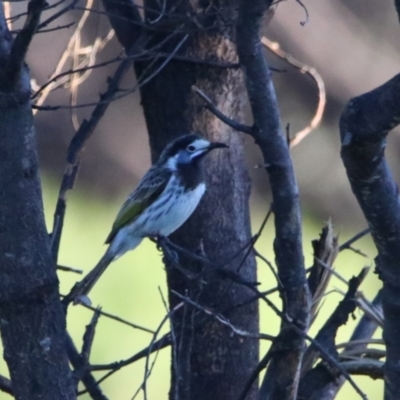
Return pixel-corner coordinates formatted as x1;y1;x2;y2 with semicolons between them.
148;234;166;250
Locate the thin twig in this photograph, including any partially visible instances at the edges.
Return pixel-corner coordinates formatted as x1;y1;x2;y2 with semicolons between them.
89;334;171;372
74;308;102;384
295;0;309;26
36;33;188;112
135;302;184;400
339;228;370;252
192;85;253;134
50;56;133;261
57;265;83;274
261;36;326;148
35;22;75;33
172;290;275;341
81;308;101;364
37;0;80;30
80;303;155;334
237;278;368;400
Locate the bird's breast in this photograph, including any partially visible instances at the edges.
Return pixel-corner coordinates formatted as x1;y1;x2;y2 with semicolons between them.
133;181;206;237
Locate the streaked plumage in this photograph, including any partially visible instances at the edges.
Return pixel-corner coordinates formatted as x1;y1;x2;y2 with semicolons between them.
65;133;227;305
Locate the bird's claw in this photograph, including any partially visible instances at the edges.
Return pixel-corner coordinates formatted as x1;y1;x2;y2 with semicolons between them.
73;294;92;307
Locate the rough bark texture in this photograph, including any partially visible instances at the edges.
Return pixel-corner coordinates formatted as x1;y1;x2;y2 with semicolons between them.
0;4;75;400
340;73;400;400
142;7;259;400
102;1;259;399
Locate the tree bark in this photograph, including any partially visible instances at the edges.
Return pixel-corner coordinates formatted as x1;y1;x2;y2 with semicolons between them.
102;1;259;399
236;2;310;399
340;73;400;400
0;4;75;400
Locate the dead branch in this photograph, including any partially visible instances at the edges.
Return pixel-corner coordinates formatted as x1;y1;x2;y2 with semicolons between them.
340;71;400;398
308;221;339;325
261;37;325;148
66;334;108;400
236;2;310;399
3;0;46;89
0;375;12;396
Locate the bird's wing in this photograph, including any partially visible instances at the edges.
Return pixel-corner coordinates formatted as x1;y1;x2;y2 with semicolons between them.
105;167;172;244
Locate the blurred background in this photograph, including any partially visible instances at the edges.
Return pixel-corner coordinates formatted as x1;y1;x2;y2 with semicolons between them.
2;0;399;398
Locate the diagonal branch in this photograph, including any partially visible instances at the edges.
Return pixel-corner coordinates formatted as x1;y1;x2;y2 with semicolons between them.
50;56;133;261
192;85;253;134
301;268;368;378
340;72;400;399
0;375;12;396
297;290;382;400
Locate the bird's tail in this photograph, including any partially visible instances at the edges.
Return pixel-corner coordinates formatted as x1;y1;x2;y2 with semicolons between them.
63;251;114;306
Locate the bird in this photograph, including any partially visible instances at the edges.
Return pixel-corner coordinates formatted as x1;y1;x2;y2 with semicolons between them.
65;133;228;305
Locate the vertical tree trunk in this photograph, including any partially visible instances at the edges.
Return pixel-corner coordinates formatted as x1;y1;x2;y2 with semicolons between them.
103;1;259;397
0;5;75;399
139;4;259;399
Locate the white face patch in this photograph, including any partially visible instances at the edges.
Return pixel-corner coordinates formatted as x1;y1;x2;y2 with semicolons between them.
167;138;211;170
166;153;179;171
187;138;210;158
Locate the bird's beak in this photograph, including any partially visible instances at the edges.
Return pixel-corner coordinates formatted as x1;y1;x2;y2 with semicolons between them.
207;142;229;151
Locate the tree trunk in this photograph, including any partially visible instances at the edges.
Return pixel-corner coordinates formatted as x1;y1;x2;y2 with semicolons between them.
102;1;259;399
141;5;259;400
0;5;75;399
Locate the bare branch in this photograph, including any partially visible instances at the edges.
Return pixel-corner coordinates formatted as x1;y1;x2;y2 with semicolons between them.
261;36;326;148
295;0;309;26
301;268;369;376
57;265;83;274
90;334;171;372
37;0;79;30
3;0;46;88
192;85;253;134
236;2;310;399
229;272;366;399
33;33;187;111
0;375;12;396
81;309;101;365
50;56;133;261
340;359;383;380
80;304;155;334
339;228;370;252
171;290;275;341
66;334;108;400
35;21;75;33
308;221;339;325
82;305;183;395
340;72;400;398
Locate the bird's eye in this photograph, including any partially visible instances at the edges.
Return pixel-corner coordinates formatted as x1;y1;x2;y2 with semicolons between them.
187;145;196;152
